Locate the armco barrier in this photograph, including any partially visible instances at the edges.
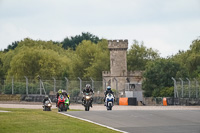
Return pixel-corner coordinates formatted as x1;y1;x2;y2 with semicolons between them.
0;94;21;101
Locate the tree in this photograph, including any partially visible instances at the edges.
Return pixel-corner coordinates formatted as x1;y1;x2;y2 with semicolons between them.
4;41;19;52
1;50;16;77
5;38;70;79
171;37;200;78
62;32;100;50
84;39;110;80
127;40;160;71
70;39;109;80
142;59;188;97
0;52;5;78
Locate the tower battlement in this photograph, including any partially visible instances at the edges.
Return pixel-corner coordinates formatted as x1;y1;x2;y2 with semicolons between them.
102;71;111;77
108;40;128;50
127;71;143;77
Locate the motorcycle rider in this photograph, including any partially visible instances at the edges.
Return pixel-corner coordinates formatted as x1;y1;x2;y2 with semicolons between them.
62;90;69;99
104;86;114;105
82;84;94;107
56;89;62;107
43;95;51;106
62;89;70;109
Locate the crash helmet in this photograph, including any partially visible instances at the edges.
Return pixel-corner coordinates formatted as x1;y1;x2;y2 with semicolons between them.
86;84;91;90
58;89;62;94
62;90;66;93
45;95;48;98
107;86;111;91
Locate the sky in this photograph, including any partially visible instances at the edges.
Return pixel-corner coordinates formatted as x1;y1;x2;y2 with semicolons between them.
0;0;200;57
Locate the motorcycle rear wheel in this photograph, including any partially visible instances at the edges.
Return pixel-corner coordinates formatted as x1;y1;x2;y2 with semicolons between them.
85;106;90;111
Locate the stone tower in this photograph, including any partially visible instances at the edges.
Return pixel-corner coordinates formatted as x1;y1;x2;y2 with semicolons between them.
109;40;128;77
102;40;142;94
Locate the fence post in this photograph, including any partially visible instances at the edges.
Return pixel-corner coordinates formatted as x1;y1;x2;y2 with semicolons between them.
24;76;28;95
12;77;14;94
186;78;191;98
113;77;118;99
103;78;107;91
172;77;177;98
65;77;69;92
78;77;82;94
179;78;183;98
52;77;56;93
90;77;94;90
41;80;46;95
194;78;198;98
39;79;42;95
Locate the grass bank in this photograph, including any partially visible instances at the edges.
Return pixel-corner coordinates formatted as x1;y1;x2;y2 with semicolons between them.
0;108;119;133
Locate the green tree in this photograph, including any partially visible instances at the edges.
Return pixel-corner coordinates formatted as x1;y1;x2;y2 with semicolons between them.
70;40;109;80
4;41;19;52
142;59;188;97
171;37;200;78
0;52;5;78
1;50;16;77
127;40;160;71
62;32;100;50
5;38;71;79
84;39;110;80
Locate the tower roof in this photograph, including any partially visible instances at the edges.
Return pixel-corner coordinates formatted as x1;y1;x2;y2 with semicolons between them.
108;40;128;50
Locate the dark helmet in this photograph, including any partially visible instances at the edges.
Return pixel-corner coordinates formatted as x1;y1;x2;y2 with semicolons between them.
86;84;91;90
107;86;111;91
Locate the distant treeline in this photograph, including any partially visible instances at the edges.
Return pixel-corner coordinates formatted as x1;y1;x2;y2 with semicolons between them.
0;32;199;97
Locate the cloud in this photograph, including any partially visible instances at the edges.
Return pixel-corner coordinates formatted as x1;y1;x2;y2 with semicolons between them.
0;0;199;57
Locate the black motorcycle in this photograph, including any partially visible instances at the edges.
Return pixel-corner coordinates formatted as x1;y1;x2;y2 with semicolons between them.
82;93;92;111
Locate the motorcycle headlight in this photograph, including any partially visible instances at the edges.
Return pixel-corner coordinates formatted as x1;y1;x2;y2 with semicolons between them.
48;104;51;106
86;96;90;99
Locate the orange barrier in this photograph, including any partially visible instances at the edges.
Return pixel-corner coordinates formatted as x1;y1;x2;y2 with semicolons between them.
163;97;167;106
119;97;128;105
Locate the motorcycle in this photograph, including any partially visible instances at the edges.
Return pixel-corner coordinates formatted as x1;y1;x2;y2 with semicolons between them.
43;100;52;111
57;95;69;112
83;93;92;111
105;93;114;110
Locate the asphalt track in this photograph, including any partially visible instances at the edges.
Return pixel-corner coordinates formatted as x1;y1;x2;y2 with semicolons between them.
64;108;200;133
1;103;200;133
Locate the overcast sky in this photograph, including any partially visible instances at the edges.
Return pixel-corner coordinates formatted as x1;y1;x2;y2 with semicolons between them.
0;0;200;57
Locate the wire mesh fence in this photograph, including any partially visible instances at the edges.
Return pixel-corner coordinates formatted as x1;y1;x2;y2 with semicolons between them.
0;77;104;98
173;78;200;98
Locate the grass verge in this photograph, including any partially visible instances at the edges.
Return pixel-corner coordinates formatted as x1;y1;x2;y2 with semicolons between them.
0;108;119;133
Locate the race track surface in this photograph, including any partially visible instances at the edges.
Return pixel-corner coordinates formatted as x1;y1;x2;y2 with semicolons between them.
65;109;200;133
1;102;200;133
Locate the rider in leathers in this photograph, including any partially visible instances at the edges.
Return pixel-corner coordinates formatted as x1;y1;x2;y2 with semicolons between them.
104;86;114;104
82;84;94;107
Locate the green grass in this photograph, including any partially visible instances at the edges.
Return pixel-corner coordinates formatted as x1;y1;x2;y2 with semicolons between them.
0;108;119;133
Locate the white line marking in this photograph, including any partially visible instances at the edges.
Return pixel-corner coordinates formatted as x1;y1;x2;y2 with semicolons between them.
0;110;10;112
58;112;128;133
